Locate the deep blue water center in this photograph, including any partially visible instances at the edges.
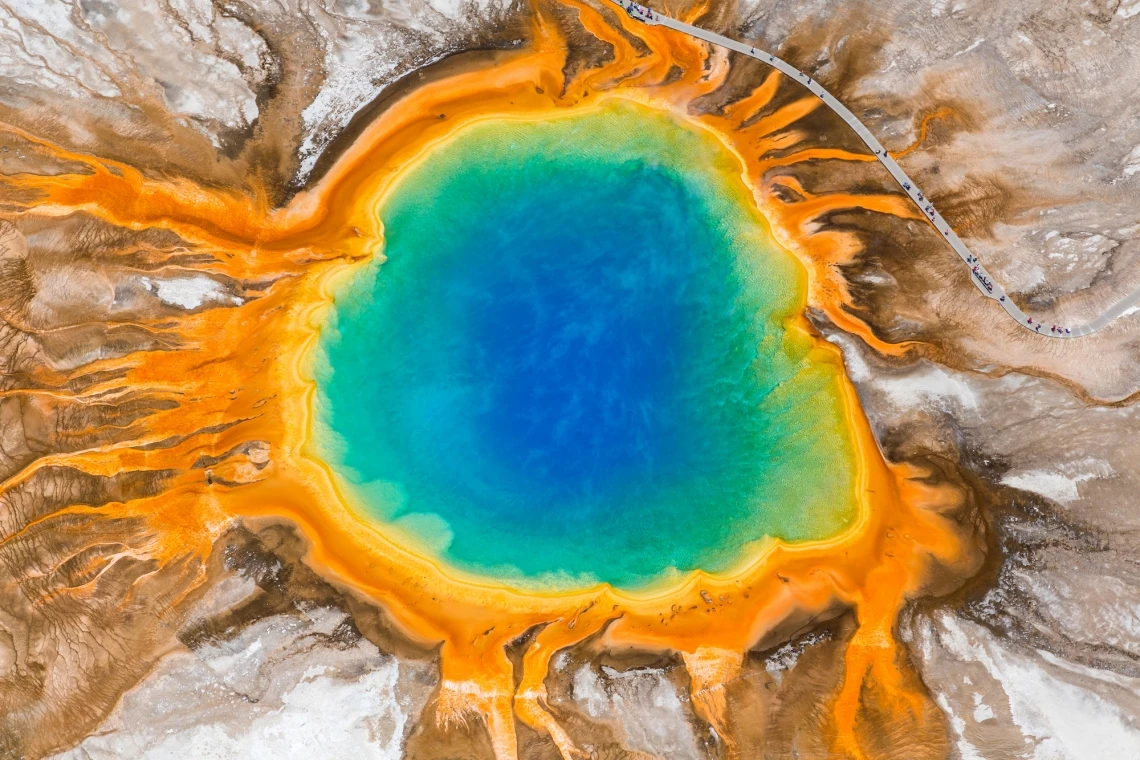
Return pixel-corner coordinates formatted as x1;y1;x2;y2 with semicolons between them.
313;104;857;588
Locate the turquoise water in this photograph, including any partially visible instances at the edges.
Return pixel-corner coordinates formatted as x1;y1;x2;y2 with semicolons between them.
313;103;858;588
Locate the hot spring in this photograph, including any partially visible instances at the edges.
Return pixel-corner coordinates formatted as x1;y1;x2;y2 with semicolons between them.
311;101;859;588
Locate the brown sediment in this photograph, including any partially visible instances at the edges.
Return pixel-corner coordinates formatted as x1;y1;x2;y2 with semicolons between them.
0;0;986;757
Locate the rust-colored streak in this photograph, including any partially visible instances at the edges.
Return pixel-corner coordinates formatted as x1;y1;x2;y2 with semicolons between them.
891;105;956;159
741;96;823;138
723;69;784;125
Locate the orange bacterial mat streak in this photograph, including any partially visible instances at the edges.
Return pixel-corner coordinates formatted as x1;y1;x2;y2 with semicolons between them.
891;105;956;159
0;2;971;757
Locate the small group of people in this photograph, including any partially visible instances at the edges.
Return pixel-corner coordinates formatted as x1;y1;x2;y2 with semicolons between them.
624;1;653;21
1025;317;1070;335
971;265;994;293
